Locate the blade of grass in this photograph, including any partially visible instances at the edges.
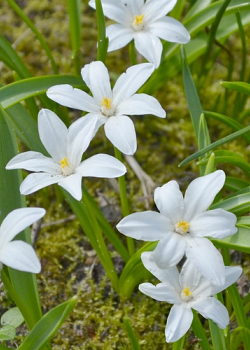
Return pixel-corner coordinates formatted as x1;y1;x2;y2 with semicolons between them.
191;310;212;350
95;0;109;63
123;317;140;350
67;0;82;74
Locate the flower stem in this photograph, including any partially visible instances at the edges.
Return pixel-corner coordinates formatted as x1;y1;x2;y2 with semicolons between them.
114;147;135;256
172;335;185;350
129;40;137;66
192;310;212;350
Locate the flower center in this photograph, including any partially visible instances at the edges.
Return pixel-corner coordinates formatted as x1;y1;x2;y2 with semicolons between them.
181;287;193;302
131;14;145;31
100;97;114;117
175;220;190;235
59;156;73;176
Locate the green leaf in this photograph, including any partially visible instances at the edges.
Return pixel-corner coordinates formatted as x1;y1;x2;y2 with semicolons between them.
198;114;211;175
191;310;212;350
211;192;250;216
212;226;250;253
221;81;250;95
95;0;109;62
18;296;77;350
224;177;250;192
0;325;16;341
67;0;82;73
123;317;140;350
1;307;24;328
0;75;84;109
209;320;227;350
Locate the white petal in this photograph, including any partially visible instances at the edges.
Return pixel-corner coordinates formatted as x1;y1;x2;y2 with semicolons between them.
67;114;98;168
154;181;184;223
76;154;126;178
213;266;242;295
82;61;112;105
38;109;68;163
6;151;61;174
141;251;181;292
104;115;137;155
20;173;64;195
0;208;45;247
117;211;172;241
185;236;225;286
153;234;186;268
190;209;237;239
46;84;99;113
106;24;134;52
139;282;181;303
0;241;41;273
134;30;163;68
192;297;229;329
116;94;166;118
58;173;83;201
143;0;177;22
149;17;190;44
113;63;154;106
165;304;193;343
89;0;129;26
121;0;144;16
179;259;202;292
183;170;225;221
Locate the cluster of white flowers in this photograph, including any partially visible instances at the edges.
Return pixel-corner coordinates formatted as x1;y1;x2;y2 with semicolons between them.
3;0;242;344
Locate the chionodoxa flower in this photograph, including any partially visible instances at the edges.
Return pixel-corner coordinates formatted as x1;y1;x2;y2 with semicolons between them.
139;252;242;342
89;0;190;67
0;208;45;273
47;61;166;155
117;170;237;286
6;109;126;201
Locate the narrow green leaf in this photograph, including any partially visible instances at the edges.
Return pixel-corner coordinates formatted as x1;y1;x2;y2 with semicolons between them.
0;75;84;109
18;296;77;350
185;0;212;20
211;226;250;253
211;191;250;215
95;0;109;62
179;124;250;167
172;335;186;350
204;153;215;175
67;0;82;73
123;317;140;350
209;320;227;350
221;81;250;95
198;114;211;175
191;310;212;350
224;177;250;192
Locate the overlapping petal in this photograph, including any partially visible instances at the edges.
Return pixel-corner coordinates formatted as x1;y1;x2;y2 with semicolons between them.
213;266;242;295
134;31;163;68
89;0;129;26
104;115;137;155
165;304;193;343
153;234;186;268
139;282;181;303
106;24;134;52
58;173;83;200
117;211;172;241
149;17;190;43
143;0;178;22
116;94;166;118
47;84;99;112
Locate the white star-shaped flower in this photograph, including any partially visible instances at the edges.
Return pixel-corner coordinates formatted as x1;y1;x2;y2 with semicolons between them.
89;0;190;67
117;170;238;286
139;252;242;342
0;208;45;273
47;61;166;155
6;109;126;201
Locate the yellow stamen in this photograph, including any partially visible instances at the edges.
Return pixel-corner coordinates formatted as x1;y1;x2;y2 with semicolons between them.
175;220;190;234
101;97;112;110
60;156;69;169
134;14;145;26
181;286;192;302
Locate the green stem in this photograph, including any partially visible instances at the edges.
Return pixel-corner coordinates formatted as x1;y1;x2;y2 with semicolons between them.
172;334;185;350
129;40;137;66
191;310;212;350
114;147;135;256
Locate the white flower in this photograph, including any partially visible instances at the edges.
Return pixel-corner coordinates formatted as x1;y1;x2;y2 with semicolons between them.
6;109;126;201
117;170;237;286
0;208;45;273
89;0;190;68
46;61;166;155
140;252;242;342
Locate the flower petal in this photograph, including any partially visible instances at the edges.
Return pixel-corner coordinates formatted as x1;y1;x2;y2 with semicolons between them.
76;154;126;178
165;304;193;343
185;236;225;286
153;234;186;268
58;173;83;201
213;266;242;295
46;84;99;113
113;63;154;106
154;181;184;223
89;0;129;26
179;259;202;292
38;109;68;163
134;31;163;68
104;115;137;155
0;241;41;273
183;170;225;221
149;17;190;44
121;0;144;16
190;208;237;239
192;297;229;329
67;114;98;168
6;151;61;174
141;251;181;291
139;282;181;303
117;211;172;241
106;24;134;52
116;93;166;118
0;208;45;247
143;0;178;22
81;61;112;105
20;173;64;195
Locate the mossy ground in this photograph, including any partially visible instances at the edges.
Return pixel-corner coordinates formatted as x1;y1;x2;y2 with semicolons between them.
1;0;250;349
